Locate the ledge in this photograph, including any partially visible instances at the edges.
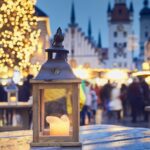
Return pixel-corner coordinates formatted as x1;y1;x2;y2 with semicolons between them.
0;125;150;150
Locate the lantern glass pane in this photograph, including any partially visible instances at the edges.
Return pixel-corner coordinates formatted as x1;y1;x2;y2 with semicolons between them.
39;87;73;137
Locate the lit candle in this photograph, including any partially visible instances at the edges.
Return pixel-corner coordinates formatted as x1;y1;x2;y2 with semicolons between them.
46;115;70;136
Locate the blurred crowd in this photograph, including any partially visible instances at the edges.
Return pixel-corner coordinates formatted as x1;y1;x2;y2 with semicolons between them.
0;74;150;127
80;77;150;126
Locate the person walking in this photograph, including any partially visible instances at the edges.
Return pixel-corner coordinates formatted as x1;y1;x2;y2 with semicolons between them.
18;74;34;102
127;78;143;123
90;86;98;124
100;81;112;111
108;83;122;121
139;77;150;122
0;84;7;102
120;84;128;117
80;81;92;125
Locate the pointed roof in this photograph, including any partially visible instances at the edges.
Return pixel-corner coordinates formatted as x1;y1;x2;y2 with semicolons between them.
35;6;48;17
140;0;150;16
109;1;131;22
88;19;92;39
71;2;75;25
115;0;125;4
107;2;111;13
97;32;102;48
144;0;149;7
130;1;134;13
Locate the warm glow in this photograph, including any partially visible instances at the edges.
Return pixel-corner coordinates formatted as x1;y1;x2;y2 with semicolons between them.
46;115;70;136
29;62;41;76
145;76;150;85
37;41;43;54
105;69;128;81
127;78;133;84
142;62;150;71
13;70;21;84
0;0;40;77
96;78;108;86
73;66;90;79
10;96;17;102
89;77;108;86
132;71;150;77
1;79;7;85
18;81;23;86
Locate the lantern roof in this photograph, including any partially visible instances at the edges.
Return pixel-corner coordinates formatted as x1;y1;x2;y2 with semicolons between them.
32;27;80;82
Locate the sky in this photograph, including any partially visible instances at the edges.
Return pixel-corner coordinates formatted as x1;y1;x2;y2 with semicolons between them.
36;0;144;48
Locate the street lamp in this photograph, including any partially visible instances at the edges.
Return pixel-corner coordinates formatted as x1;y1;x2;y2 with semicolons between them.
30;28;81;148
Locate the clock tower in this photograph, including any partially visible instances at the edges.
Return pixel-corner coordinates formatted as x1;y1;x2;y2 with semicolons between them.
107;1;134;69
140;0;150;63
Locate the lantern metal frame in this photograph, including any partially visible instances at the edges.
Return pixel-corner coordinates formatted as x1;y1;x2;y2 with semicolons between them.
31;28;81;147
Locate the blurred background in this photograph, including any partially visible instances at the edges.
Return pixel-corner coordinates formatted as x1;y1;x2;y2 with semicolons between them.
0;0;150;131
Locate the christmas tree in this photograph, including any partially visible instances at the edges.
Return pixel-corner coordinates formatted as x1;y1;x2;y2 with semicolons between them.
0;0;40;76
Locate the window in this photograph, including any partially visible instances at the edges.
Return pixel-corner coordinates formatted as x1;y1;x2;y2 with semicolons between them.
123;32;127;37
113;63;117;67
114;53;117;58
145;32;149;38
124;62;127;67
123;53;127;58
118;62;122;67
114;42;117;47
124;42;127;48
114;32;117;37
118;9;122;15
71;49;74;55
141;45;144;50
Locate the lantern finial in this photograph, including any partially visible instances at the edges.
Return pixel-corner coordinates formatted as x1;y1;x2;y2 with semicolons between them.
34;27;79;81
52;27;64;48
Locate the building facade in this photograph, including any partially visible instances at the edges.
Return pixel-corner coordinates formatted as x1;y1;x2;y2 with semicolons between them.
107;0;133;69
63;4;101;69
140;0;150;62
31;6;51;65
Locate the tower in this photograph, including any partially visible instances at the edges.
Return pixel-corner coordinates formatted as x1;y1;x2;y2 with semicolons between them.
97;32;102;49
139;0;150;62
88;19;92;40
107;0;133;69
63;3;100;69
115;0;125;4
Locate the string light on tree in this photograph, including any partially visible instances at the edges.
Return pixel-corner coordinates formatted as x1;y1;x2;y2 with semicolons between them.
0;0;40;75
